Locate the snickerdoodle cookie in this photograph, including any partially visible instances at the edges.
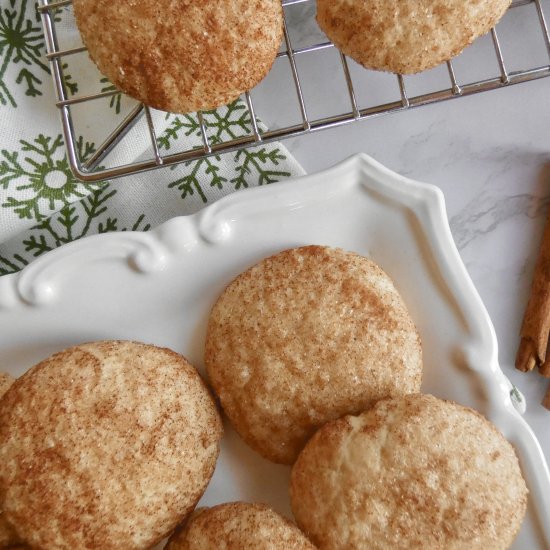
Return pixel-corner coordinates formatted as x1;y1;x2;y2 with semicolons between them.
205;245;422;464
317;0;511;74
73;0;283;113
290;393;528;550
0;373;19;548
0;512;21;548
0;371;14;399
0;340;223;550
165;502;315;549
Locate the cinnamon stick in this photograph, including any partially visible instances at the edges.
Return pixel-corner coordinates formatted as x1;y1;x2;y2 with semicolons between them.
515;208;550;374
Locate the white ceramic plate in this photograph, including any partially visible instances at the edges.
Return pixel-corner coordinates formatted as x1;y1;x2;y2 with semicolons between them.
1;154;548;548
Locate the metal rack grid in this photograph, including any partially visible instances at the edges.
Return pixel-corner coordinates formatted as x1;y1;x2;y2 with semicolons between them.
38;0;550;183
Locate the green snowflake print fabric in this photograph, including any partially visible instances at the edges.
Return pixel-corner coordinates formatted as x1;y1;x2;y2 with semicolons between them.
0;0;304;275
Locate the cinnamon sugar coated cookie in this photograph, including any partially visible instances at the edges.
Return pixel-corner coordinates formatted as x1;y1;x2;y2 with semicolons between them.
0;371;14;398
0;373;19;548
72;0;283;113
205;246;422;464
0;512;21;548
0;341;223;550
165;502;315;549
317;0;511;74
290;394;528;550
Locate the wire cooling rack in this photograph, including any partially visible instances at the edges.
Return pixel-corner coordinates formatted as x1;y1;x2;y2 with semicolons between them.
38;0;550;182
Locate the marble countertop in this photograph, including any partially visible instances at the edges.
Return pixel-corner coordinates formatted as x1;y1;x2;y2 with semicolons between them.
268;1;550;464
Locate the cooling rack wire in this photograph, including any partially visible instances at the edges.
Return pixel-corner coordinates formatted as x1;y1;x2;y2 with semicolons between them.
38;0;550;182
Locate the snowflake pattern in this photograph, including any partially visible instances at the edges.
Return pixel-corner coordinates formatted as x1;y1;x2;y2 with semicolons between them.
62;62;78;96
0;184;149;276
0;99;299;274
0;4;301;276
100;77;123;114
168;156;228;203
0;0;50;107
231;148;291;189
159;100;290;202
0;133;102;221
159;100;254;151
167;147;291;203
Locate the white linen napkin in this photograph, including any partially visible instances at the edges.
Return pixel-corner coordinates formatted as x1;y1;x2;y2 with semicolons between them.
0;0;305;275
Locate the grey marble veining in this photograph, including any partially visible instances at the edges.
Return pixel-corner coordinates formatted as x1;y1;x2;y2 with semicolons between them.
450;192;546;250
